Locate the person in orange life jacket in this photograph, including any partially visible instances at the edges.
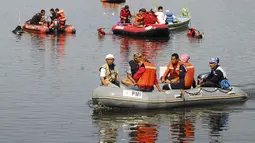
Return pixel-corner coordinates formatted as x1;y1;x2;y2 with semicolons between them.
135;8;146;26
198;58;228;88
29;9;46;25
99;54;120;87
120;5;132;23
121;53;141;87
129;54;164;92
49;9;66;30
161;53;196;90
56;10;66;26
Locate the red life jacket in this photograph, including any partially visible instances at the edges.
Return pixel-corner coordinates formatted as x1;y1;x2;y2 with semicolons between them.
120;8;131;21
143;12;157;26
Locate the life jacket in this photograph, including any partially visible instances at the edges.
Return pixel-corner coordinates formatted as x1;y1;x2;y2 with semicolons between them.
165;13;174;23
143;12;157;25
128;60;139;77
167;61;181;82
135;13;143;23
136;62;156;87
99;63;117;83
120;8;131;21
187;28;196;37
97;28;105;35
57;10;66;25
216;66;227;79
183;62;195;87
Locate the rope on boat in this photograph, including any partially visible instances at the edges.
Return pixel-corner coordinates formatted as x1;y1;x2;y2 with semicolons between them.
184;87;233;95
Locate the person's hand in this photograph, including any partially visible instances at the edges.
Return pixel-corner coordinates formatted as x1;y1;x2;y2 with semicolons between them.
180;90;185;95
161;78;165;83
159;89;167;92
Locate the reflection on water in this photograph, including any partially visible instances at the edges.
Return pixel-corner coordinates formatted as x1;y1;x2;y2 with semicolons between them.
92;108;233;143
204;111;229;143
169;112;195;143
112;36;169;74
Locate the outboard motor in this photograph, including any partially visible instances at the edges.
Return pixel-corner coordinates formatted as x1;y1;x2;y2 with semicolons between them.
197;72;210;84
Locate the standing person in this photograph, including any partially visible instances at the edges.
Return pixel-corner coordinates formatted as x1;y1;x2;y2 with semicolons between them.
155;6;165;24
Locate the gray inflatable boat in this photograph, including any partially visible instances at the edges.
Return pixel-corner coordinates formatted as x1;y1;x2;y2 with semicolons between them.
92;86;248;109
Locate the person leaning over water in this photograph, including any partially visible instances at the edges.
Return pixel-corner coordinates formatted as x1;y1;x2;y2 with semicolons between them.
121;53;141;87
99;54;120;87
129;54;164;92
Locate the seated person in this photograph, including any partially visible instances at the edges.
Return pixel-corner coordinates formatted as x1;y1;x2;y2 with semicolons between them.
198;58;229;88
120;5;132;23
135;8;146;26
99;54;120;87
161;53;196;90
164;10;179;24
129;54;163;92
143;9;159;26
182;8;190;17
121;53;141;87
29;9;46;25
50;8;57;21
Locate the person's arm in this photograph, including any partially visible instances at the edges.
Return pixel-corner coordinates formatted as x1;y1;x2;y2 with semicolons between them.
99;68;108;86
208;70;223;83
161;64;170;82
179;65;187;89
127;73;136;83
192;79;196;88
154;72;163;92
133;67;145;81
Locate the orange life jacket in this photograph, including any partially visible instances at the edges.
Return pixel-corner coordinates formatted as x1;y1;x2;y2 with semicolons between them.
135;14;143;23
137;62;156;87
168;62;181;82
183;62;195;87
57;10;66;25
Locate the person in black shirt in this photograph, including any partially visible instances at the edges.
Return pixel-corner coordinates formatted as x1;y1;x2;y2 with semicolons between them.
29;9;46;25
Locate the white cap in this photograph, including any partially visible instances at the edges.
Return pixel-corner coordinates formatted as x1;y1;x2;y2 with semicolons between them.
166;10;170;13
105;54;114;59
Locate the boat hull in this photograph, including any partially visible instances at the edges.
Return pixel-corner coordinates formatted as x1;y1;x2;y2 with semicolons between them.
92;86;248;109
23;23;76;34
112;24;170;37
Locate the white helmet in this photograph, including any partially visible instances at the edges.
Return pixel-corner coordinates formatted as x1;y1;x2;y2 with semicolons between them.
105;54;114;59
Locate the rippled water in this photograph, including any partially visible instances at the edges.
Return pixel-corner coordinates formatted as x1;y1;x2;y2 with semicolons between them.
0;0;255;142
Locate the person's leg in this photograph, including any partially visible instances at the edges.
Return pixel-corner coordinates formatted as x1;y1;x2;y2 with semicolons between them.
162;84;171;90
121;78;134;87
170;83;182;89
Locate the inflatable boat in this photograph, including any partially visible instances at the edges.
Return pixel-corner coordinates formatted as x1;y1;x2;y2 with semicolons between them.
92;86;248;109
23;21;76;34
112;23;170;37
101;0;125;3
167;8;191;31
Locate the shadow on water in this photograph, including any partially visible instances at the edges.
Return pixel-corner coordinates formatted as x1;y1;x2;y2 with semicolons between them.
91;107;235;143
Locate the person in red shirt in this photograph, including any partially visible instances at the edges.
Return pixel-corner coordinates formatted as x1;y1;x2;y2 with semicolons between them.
143;9;159;26
129;54;164;92
120;5;132;23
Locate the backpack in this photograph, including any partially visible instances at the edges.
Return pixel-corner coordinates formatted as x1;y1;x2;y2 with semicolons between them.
220;79;231;89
